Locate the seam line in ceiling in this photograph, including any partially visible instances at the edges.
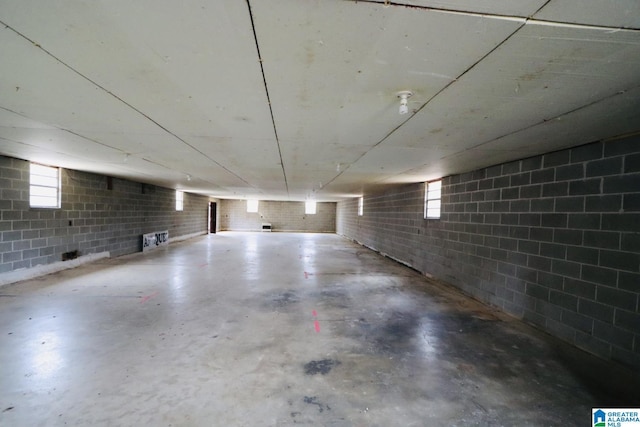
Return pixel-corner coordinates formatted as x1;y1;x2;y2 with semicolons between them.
531;0;553;18
377;0;638;181
0;19;256;190
340;0;640;187
453;84;640;155
245;0;290;198
0;106;113;151
349;0;527;21
389;85;640;180
323;11;530;190
0;107;183;178
346;0;640;31
0;106;221;186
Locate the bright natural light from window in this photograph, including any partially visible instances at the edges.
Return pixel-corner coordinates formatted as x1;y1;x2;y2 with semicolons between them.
305;201;317;215
358;197;363;216
425;180;442;219
176;190;184;211
247;199;259;213
30;163;60;208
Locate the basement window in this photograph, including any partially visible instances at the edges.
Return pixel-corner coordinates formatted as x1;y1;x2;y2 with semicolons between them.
247;199;259;213
30;163;61;208
358;197;363;216
305;201;317;215
425;180;442;219
176;190;184;211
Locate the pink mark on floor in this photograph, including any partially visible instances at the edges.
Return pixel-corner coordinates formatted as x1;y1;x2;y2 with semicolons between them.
312;309;320;332
304;271;309;279
139;292;158;304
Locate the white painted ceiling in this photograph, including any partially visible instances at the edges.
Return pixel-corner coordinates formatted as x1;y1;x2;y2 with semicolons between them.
0;1;639;201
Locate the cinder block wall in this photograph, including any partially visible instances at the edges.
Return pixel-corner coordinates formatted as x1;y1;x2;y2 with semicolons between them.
0;156;209;274
337;135;640;371
219;199;336;232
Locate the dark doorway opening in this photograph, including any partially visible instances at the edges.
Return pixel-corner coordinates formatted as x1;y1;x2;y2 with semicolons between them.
209;202;217;233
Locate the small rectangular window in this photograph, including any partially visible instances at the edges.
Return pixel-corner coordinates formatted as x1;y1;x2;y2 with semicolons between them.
247;199;259;213
30;163;60;208
305;201;317;215
358;197;363;216
425;180;442;219
176;190;184;211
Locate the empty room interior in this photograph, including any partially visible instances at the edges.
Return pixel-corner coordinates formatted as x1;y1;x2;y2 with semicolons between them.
1;1;640;425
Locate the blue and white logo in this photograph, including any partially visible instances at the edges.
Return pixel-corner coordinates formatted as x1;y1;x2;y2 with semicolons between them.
593;409;640;427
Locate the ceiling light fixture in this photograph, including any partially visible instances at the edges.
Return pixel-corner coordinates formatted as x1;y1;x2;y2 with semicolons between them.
397;90;413;115
186;174;192;181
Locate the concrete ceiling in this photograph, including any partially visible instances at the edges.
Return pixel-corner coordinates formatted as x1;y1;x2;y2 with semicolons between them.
0;1;639;201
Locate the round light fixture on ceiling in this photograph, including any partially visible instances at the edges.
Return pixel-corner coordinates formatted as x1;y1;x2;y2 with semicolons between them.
397;90;413;115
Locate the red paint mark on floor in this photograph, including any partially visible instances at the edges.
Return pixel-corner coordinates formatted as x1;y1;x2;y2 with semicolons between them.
198;263;208;268
139;292;158;304
312;309;320;332
304;271;309;279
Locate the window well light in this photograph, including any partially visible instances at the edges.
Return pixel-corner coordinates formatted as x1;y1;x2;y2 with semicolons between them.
305;200;317;215
30;163;61;208
176;190;184;211
247;199;259;213
425;180;442;219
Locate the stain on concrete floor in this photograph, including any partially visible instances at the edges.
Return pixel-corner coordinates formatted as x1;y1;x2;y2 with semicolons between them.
304;359;341;376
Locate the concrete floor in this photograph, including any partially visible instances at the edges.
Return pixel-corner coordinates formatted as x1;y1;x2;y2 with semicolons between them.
0;232;628;426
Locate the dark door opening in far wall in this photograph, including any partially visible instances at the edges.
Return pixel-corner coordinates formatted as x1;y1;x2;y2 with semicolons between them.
209;202;217;233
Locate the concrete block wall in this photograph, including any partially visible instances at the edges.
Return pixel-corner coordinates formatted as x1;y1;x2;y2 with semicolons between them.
0;156;209;274
337;135;640;372
219;199;336;233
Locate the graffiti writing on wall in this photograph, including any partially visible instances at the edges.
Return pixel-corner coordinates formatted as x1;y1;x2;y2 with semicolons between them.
142;230;169;252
